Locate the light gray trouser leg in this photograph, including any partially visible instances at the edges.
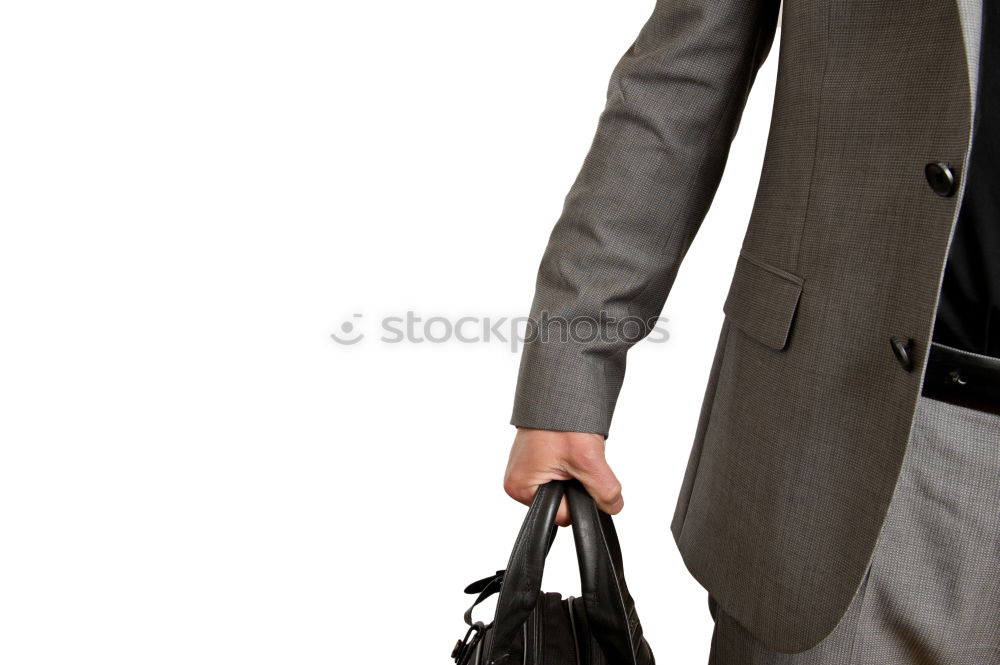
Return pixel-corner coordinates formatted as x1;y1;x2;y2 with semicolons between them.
708;396;1000;665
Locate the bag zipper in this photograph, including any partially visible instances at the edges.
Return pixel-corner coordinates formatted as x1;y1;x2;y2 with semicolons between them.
567;596;581;665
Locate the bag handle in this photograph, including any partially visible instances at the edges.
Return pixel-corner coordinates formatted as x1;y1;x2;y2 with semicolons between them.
485;479;650;665
485;480;565;662
565;478;652;665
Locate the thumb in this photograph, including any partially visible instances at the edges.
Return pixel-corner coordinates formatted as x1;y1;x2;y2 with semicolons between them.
563;447;624;516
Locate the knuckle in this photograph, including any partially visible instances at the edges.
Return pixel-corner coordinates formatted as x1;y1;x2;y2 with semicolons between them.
601;483;623;503
503;475;530;503
569;445;604;468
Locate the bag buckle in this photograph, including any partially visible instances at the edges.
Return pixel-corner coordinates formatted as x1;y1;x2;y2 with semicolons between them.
451;621;485;663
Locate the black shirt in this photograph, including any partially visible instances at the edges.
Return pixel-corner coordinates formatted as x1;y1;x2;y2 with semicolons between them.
933;0;1000;357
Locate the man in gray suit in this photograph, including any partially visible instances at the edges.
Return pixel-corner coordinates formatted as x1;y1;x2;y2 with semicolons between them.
503;0;1000;661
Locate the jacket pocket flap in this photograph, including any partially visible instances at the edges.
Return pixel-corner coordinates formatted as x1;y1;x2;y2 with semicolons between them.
722;250;804;351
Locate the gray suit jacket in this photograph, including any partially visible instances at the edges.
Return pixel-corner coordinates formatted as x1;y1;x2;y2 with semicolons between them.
510;0;984;653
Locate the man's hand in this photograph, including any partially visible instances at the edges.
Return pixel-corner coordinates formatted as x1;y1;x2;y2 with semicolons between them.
503;427;624;527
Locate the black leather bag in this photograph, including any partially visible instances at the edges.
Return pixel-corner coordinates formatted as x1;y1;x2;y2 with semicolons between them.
450;479;655;665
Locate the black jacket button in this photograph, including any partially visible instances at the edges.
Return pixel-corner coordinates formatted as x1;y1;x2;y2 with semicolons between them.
924;161;956;197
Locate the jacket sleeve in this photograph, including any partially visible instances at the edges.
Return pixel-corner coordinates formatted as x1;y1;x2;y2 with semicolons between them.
511;0;782;438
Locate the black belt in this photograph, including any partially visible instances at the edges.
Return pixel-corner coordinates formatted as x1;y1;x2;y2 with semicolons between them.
922;342;1000;415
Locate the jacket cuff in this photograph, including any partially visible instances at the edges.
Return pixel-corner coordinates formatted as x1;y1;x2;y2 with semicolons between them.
509;338;624;439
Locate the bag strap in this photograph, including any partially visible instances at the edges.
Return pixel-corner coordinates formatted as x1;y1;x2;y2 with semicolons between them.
565;478;651;665
460;515;558;628
485;480;566;662
484;479;648;665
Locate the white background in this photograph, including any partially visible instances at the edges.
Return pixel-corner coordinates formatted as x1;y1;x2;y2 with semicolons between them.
0;1;779;662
